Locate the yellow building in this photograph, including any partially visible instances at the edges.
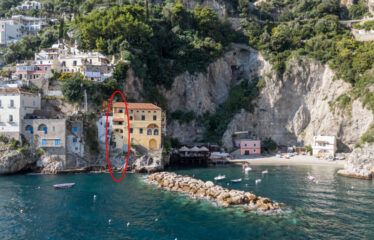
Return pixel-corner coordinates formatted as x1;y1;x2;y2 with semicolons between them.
111;102;165;151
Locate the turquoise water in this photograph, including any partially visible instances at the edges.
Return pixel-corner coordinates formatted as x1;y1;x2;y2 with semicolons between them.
0;165;373;240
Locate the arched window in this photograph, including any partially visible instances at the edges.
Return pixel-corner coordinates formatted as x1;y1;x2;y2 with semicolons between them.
38;124;47;134
147;129;152;135
154;129;159;135
25;125;33;134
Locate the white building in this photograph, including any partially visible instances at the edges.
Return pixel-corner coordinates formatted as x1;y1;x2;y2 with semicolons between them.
16;1;42;11
0;19;22;45
312;136;337;157
0;15;47;45
0;88;41;140
96;116;113;144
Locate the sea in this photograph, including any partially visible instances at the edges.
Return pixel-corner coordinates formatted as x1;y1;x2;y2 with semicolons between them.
0;165;373;240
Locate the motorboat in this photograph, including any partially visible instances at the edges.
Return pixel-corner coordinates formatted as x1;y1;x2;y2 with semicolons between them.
262;170;268;175
53;183;75;189
231;178;242;183
255;179;262;184
214;175;226;181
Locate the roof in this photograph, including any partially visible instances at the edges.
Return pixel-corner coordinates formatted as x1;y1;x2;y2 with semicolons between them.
0;88;38;95
113;102;161;111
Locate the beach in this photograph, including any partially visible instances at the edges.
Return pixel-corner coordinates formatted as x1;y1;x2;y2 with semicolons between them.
229;155;346;167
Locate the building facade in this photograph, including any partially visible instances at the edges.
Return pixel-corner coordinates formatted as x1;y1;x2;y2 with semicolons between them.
0;19;22;45
0;15;47;45
0;88;40;140
112;103;163;151
240;139;261;155
16;1;42;11
312;136;336;157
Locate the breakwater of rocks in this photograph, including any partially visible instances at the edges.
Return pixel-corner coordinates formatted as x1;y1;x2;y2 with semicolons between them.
148;172;284;213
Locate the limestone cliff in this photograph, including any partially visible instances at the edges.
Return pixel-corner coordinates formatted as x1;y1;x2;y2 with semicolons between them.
223;57;373;151
163;45;372;152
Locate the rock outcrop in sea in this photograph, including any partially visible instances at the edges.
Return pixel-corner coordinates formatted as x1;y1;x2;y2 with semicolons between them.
338;143;374;180
148;172;283;213
0;148;38;175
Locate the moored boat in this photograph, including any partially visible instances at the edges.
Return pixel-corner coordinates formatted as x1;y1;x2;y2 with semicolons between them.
214;175;226;181
53;183;76;189
231;178;242;183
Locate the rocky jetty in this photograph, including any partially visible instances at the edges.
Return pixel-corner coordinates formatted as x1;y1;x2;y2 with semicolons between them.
148;172;283;213
338;143;374;180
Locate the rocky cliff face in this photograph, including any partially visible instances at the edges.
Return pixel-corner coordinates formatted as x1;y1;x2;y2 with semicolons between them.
163;43;271;142
0;149;38;175
164;45;372;152
223;57;373;151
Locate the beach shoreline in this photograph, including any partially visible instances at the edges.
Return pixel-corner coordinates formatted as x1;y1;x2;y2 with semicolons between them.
229;155;346;168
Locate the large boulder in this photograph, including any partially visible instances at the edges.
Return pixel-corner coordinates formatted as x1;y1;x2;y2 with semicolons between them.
338;143;374;180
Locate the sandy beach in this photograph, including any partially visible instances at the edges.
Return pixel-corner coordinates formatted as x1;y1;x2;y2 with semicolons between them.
229;155;346;167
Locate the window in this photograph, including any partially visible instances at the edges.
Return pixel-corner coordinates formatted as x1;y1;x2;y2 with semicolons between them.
33;101;35;106
130;116;133;120
55;139;60;146
73;127;78;133
141;115;145;120
73;138;77;143
43;126;47;134
41;139;46;146
131;138;134;143
153;115;157;121
52;126;55;132
254;149;256;153
130;110;133;114
130;128;133;134
75;147;78;151
73;60;77;66
139;128;143;134
154;129;159;135
0;100;2;107
21;100;24;106
147;129;152;135
9;115;13;122
254;144;256;147
10;99;14;108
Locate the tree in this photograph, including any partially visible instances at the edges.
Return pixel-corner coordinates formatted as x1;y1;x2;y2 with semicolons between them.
61;75;85;103
40;28;58;48
113;61;129;83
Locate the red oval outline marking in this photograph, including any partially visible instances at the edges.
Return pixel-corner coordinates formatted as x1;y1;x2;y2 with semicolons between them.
105;90;130;182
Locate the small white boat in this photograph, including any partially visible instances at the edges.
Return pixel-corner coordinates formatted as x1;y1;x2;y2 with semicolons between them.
244;167;252;173
231;178;242;183
214;175;226;181
262;170;268;175
53;183;75;189
255;179;262;184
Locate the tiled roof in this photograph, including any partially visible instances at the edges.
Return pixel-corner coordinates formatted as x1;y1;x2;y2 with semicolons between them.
0;88;38;95
113;102;161;111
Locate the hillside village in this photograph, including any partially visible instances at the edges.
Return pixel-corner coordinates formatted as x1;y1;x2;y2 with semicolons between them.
0;0;374;180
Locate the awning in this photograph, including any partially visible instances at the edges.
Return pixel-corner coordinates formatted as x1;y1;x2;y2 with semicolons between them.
112;118;124;122
179;146;190;152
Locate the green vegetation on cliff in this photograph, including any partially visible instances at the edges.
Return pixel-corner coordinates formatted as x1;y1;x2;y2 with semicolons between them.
75;2;245;106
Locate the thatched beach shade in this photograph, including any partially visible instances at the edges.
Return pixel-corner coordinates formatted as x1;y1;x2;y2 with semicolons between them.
179;146;190;152
199;147;209;152
190;146;201;152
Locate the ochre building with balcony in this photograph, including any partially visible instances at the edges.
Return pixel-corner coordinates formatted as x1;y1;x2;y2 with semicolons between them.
111;102;165;151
